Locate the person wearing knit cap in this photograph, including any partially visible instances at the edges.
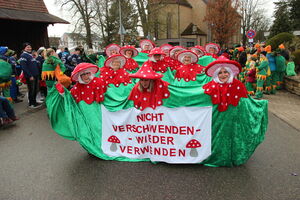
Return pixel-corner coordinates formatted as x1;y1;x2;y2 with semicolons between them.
174;50;204;82
168;46;186;71
128;62;170;110
143;47;169;73
139;39;155;54
119;45;139;73
203;56;248;112
255;51;269;99
55;63;107;104
100;54;132;87
105;44;121;57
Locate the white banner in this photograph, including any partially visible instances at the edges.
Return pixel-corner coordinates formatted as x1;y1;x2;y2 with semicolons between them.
101;105;212;164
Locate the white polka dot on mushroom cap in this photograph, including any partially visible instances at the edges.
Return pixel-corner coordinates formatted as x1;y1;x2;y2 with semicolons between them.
74;87;77;89
220;85;223;87
192;78;196;81
235;95;238;98
143;97;147;101
206;89;209;91
87;97;90;100
190;69;193;71
116;84;119;86
229;85;232;87
227;93;230;96
135;105;138;108
141;71;144;73
148;70;151;72
212;85;215;88
186;79;189;81
100;95;103;98
97;87;99;89
81;92;84;94
237;86;240;90
92;92;94;94
164;93;168;97
183;70;185;73
105;72;108;74
94;80;96;83
214;95;217;98
158;101;161;104
159;85;163;88
155;74;158;77
120;76;123;78
135;95;138;99
87;86;89;88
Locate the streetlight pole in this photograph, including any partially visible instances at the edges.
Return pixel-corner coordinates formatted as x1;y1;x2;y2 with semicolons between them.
118;0;124;46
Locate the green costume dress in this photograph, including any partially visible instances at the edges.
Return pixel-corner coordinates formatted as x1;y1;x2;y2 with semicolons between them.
255;57;269;98
275;55;287;89
42;56;71;91
0;58;12;100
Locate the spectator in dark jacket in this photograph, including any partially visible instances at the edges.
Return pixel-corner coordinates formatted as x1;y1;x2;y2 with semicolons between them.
19;43;41;108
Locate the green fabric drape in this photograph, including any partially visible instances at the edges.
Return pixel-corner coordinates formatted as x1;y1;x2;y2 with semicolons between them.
46;74;268;166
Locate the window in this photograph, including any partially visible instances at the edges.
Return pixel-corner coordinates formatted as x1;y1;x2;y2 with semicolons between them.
187;42;195;47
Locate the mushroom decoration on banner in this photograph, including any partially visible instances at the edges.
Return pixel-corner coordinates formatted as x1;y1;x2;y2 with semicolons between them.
186;139;201;157
108;135;120;152
128;62;170;110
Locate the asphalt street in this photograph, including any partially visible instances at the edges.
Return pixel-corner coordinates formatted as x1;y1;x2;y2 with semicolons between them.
0;109;299;200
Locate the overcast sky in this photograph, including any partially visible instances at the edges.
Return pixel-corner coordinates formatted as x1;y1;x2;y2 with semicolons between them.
45;0;276;37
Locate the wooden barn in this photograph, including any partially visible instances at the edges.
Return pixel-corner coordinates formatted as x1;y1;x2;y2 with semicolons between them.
0;0;68;53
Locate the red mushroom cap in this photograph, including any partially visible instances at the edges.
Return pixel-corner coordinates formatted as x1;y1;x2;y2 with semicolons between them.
108;135;120;143
186;139;201;148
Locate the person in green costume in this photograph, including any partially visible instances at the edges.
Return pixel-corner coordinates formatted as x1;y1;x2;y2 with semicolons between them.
275;50;287;89
0;46;12;101
255;51;269;99
119;45;139;73
42;48;72;92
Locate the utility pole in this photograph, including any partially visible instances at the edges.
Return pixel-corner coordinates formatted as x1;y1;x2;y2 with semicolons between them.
118;0;125;46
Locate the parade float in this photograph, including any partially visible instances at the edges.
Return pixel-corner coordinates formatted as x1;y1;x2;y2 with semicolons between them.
46;51;268;167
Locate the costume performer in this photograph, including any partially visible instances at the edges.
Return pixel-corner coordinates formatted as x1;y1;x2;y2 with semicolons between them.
128;62;170;110
255;51;269;99
175;50;204;82
204;43;220;59
144;48;169;73
168;46;186;71
119;45;139;73
140;39;155;54
100;54;132;87
203;56;248;112
42;48;72;91
105;44;121;57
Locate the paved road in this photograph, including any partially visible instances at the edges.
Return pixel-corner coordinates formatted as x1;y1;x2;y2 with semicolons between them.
0;109;299;200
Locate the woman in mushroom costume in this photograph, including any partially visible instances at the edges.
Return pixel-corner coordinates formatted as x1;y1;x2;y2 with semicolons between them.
119;45;139;73
160;44;173;65
139;39;155;54
128;62;170;111
202;56;248;112
55;62;107;104
168;46;186;71
105;44;121;57
204;43;220;59
144;47;169;73
191;45;206;58
174;50;205;82
100;54;132;87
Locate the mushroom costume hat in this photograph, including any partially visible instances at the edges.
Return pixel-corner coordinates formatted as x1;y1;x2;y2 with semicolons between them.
140;39;155;54
160;44;173;56
128;62;170;111
119;45;139;71
168;46;186;70
100;54;132;87
70;63;107;104
205;43;220;59
203;56;248;112
105;44;121;57
175;50;205;82
191;45;206;57
144;47;169;73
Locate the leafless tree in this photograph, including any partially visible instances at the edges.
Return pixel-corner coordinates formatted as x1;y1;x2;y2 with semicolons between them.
57;0;96;48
